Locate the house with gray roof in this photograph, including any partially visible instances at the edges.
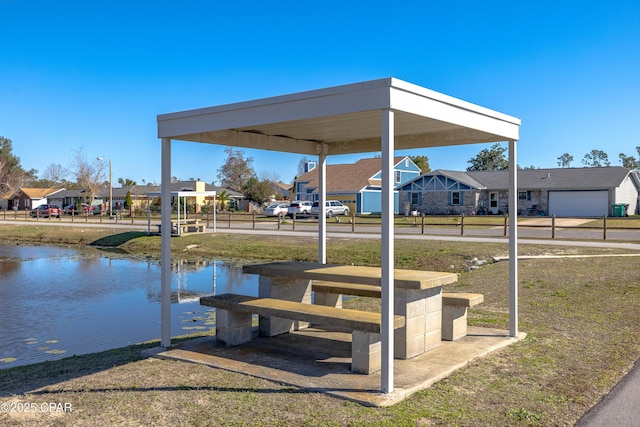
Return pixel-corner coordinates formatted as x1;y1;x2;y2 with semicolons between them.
397;167;640;217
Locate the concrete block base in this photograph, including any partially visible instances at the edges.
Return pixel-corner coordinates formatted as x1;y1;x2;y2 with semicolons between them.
394;287;442;359
259;276;312;336
351;330;381;374
442;305;468;341
215;309;252;346
314;291;342;308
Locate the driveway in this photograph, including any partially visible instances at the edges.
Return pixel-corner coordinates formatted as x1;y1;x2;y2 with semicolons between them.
519;218;594;227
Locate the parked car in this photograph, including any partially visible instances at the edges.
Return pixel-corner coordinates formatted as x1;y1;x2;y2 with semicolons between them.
30;204;61;218
311;200;350;217
63;203;99;215
264;203;289;217
287;200;313;217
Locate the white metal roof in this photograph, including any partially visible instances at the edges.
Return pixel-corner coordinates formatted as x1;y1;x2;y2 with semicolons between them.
157;77;520;155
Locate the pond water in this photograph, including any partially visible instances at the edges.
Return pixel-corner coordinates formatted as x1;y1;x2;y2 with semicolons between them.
0;244;258;369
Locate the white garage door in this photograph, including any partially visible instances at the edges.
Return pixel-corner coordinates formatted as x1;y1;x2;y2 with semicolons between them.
548;191;609;217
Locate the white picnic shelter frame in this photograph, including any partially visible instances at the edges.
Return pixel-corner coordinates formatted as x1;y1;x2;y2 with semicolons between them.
146;191;217;235
156;77;521;394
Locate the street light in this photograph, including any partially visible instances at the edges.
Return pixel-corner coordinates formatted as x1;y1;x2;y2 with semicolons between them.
97;157;112;216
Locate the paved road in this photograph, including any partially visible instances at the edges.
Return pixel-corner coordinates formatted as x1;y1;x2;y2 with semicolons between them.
575;360;640;427
2;218;640;251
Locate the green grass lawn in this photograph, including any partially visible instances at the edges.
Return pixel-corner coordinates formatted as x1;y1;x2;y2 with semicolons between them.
0;225;639;426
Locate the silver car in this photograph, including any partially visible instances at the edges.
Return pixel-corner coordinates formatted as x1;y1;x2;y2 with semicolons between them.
287;201;313;217
264;203;289;217
311;200;350;217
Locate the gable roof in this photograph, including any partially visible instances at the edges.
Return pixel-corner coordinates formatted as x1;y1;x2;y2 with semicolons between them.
427;169;487;189
49;189;86;198
297;157;407;193
468;167;636;190
12;187;64;199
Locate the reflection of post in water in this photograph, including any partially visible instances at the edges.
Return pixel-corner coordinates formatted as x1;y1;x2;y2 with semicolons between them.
172;259;213;303
145;260;160;302
173;259;189;303
212;262;217;295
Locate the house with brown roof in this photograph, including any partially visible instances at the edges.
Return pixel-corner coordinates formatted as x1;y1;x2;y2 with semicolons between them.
8;187;65;211
294;156;421;214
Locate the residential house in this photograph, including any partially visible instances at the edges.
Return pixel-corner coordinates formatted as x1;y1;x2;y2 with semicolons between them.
48;189;96;210
8;188;64;211
120;181;244;212
397;167;640;217
270;182;292;201
0;190;13;210
294;157;421;214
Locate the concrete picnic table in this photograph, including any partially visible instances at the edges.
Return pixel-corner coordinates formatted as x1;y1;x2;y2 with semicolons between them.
242;261;458;359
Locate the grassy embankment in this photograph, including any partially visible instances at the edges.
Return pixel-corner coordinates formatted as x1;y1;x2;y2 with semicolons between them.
0;224;639;426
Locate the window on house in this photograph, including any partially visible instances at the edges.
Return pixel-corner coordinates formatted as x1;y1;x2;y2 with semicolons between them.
395;171;401;183
411;192;420;205
518;191;531;201
450;192;461;205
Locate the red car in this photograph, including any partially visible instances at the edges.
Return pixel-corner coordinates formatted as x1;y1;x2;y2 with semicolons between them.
30;204;61;218
63;203;98;215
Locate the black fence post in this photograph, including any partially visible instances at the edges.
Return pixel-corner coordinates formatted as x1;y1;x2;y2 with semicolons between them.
551;215;556;239
603;215;607;240
460;213;465;236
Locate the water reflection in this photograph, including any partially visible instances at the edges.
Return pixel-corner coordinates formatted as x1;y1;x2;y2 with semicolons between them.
0;244;257;369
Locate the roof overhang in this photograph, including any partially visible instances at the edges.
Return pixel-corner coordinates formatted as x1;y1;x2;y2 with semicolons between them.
158;78;520;155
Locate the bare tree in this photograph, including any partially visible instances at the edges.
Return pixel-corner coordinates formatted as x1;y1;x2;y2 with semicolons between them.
0;156;21;194
41;163;68;187
69;147;106;202
297;156;311;176
0;136;27;194
217;147;256;192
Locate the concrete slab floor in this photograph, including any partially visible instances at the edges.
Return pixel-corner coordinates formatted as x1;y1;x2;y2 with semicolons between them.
143;326;526;407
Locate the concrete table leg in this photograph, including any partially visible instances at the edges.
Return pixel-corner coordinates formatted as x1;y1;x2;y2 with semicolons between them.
351;330;382;374
258;276;312;336
394;286;442;359
215;309;252;346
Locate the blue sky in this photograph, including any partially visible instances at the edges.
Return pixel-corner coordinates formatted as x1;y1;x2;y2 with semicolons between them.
2;1;639;186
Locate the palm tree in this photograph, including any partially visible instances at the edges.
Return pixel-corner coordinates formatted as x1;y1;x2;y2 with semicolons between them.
217;190;230;211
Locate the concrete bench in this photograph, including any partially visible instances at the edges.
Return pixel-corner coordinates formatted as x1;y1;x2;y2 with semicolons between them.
310;281;483;342
200;293;405;374
440;292;483;341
